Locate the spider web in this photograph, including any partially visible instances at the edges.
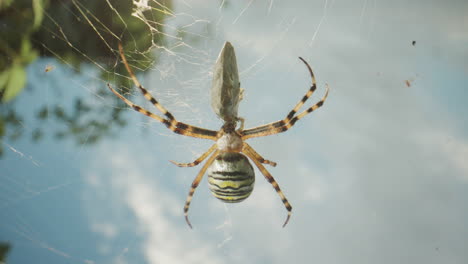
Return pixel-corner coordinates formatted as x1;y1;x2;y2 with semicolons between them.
2;0;468;264
2;1;309;263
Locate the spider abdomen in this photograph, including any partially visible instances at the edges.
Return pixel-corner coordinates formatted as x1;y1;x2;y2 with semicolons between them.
207;152;255;203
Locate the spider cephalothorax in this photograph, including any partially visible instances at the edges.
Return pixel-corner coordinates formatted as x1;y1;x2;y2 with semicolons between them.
216;130;243;153
108;41;329;228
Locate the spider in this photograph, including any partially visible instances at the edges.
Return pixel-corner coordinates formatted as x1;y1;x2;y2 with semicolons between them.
107;42;329;228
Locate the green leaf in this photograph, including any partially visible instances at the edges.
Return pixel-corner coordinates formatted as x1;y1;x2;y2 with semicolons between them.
0;0;14;10
1;63;27;102
32;0;45;29
20;39;38;64
0;68;11;91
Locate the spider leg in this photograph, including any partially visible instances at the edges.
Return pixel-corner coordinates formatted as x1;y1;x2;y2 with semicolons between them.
107;84;218;140
242;144;291;227
284;57;320;123
242;84;329;139
241;57;328;140
184;150;221;228
113;43;219;140
170;144;217;167
119;43;175;122
242;142;277;167
240;57;318;134
237;117;245;131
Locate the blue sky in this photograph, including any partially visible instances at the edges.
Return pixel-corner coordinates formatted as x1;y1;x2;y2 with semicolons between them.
1;0;468;263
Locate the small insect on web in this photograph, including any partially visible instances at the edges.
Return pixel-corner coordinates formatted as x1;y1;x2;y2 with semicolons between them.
107;42;329;228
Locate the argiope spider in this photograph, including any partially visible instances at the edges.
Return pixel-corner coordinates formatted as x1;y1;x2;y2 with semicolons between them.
107;42;329;228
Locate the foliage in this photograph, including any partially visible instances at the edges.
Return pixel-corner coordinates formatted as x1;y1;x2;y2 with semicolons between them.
0;0;172;156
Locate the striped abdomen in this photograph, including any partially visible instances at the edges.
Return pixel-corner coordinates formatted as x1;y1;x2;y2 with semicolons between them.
207;152;255;203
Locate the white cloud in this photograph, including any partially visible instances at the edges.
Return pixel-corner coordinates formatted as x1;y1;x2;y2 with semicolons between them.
413;128;468;181
91;222;118;239
82;1;468;263
83;145;226;264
